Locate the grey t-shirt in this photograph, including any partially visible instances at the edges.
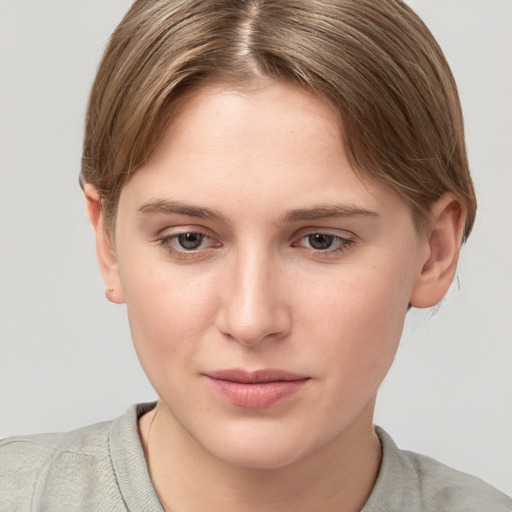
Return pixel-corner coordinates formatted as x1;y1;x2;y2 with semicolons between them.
1;403;510;511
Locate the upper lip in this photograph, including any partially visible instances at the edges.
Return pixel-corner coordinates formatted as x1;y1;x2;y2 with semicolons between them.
204;369;309;383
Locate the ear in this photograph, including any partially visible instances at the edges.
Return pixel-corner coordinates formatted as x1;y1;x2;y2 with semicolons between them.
409;194;466;309
83;184;125;304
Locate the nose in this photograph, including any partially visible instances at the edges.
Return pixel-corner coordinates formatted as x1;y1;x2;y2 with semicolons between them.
216;249;292;347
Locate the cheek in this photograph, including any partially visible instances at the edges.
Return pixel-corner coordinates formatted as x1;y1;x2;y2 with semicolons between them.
119;256;219;370
295;254;415;383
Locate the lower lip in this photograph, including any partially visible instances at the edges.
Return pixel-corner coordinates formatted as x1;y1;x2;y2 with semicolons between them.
206;377;309;409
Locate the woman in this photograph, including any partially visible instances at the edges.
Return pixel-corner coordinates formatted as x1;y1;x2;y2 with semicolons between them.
1;1;510;510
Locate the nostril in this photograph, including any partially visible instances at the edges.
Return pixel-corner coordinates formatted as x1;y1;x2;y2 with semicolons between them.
216;302;292;347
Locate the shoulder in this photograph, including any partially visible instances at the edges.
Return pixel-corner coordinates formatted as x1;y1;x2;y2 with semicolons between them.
368;427;511;512
0;419;124;511
402;448;510;511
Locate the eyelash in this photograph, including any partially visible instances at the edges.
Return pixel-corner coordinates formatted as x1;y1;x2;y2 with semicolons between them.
292;233;355;256
156;231;356;259
157;231;219;259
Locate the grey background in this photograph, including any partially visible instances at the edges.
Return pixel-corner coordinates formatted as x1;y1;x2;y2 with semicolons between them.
1;0;511;495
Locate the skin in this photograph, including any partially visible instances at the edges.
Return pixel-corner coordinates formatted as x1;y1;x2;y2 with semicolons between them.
85;81;464;512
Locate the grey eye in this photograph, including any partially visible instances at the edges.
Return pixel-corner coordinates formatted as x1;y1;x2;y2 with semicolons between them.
177;232;204;250
308;234;335;250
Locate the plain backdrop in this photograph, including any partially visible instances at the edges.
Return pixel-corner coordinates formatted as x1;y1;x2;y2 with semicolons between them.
1;0;511;496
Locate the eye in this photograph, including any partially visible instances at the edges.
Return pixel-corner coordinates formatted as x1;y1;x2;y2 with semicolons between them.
293;232;354;254
177;232;206;250
306;233;337;250
157;231;220;255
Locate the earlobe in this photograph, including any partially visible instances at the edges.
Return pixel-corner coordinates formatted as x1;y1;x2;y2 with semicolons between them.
83;184;125;304
409;194;466;309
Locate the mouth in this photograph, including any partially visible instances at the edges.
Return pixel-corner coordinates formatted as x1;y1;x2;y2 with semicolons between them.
203;369;310;409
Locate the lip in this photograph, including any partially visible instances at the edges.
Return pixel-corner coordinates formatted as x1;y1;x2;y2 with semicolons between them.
204;369;310;409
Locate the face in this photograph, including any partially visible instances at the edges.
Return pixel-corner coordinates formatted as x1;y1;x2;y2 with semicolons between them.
112;81;429;468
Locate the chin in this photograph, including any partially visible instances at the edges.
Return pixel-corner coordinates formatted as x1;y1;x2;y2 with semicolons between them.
212;443;304;470
197;423;321;470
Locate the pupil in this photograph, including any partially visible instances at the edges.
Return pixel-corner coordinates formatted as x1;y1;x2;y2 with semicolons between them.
178;233;203;250
309;234;333;250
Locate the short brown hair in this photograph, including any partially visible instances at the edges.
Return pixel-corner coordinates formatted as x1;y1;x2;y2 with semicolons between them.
81;0;476;239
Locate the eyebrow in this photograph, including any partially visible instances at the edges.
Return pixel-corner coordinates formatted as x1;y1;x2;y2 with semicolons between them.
281;204;379;222
138;200;229;223
138;199;378;224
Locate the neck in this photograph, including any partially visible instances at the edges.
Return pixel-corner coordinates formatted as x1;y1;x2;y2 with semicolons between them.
140;399;381;512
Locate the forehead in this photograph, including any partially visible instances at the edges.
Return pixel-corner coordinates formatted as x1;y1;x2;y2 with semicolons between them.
158;80;343;161
119;81;410;225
